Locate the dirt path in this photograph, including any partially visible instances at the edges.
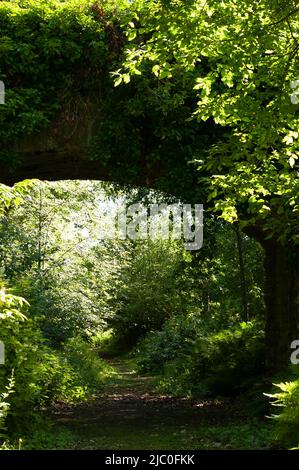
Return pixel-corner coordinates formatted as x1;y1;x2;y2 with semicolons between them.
50;359;271;450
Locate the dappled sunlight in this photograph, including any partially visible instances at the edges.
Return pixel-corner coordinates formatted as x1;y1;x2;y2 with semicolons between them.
49;359;271;450
1;0;298;454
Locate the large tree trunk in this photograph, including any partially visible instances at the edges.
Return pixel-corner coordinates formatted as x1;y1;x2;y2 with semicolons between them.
245;225;299;374
263;239;299;374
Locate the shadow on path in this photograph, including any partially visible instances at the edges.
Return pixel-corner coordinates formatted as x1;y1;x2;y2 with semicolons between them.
50;359;271;450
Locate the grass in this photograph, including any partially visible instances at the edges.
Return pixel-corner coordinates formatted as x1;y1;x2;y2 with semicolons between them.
55;421;272;450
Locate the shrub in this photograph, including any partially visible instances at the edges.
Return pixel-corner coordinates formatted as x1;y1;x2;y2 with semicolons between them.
92;329;128;357
188;321;265;396
136;314;201;374
0;284;115;436
0;374;14;442
0;286;69;420
0;285;40;424
63;336;117;391
108;241;194;347
137;318;265;396
267;369;299;448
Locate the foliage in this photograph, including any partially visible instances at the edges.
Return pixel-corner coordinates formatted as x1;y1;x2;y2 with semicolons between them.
20;419;76;451
136;314;202;374
0;175;269;449
138;319;265;397
0;283;40;429
0;283;81;428
184;220;265;327
3;1;298;243
63;336;117;392
92;329;128;357
0;180;113;344
0;180;35;216
0;0;219;203
0;0;127;163
119;0;299;243
266;369;299;448
105;218;265;348
106;240;194;347
0;374;15;441
2;0;298;451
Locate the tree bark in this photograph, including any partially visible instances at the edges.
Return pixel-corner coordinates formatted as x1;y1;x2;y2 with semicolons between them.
244;225;299;374
263;239;299;374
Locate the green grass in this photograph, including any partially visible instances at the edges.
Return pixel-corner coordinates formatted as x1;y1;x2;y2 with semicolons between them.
56;420;272;450
4;418;273;450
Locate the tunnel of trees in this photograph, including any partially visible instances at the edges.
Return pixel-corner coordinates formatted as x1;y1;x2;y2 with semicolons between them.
0;0;298;452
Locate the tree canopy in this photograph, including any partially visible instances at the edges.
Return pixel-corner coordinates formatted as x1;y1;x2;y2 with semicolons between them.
117;0;299;243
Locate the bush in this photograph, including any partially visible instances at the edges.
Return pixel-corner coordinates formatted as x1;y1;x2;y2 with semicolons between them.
92;329;129;357
63;336;116;391
108;241;194;347
0;284;115;436
267;369;299;448
136;314;201;374
188;321;265;396
137;318;265;397
0;374;14;442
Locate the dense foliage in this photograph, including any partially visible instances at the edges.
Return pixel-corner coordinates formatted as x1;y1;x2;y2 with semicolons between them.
267;371;299;448
0;178;297;450
0;0;298;453
0;182;117;446
119;0;299;241
137;319;265;396
0;0;124;158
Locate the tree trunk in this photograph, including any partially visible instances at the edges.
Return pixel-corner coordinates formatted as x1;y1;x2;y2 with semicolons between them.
244;225;299;374
263;239;299;374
